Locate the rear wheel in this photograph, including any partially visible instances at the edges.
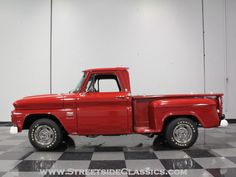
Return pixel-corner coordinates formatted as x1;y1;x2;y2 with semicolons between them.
28;119;63;151
165;118;198;149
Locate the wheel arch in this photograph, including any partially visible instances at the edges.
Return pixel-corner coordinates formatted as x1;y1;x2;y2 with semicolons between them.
23;114;67;134
162;115;200;132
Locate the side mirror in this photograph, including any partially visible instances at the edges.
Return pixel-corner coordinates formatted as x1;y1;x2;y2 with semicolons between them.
69;89;75;93
87;86;95;93
85;75;97;93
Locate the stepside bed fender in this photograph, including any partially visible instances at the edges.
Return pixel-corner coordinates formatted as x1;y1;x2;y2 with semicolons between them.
149;98;220;132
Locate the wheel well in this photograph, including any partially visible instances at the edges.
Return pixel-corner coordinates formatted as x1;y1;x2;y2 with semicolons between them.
23;114;67;133
162;115;200;131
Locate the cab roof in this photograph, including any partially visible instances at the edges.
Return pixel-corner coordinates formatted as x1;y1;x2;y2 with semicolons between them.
83;67;129;72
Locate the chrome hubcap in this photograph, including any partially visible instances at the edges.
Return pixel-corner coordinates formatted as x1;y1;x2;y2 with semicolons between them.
34;125;55;146
173;124;193;144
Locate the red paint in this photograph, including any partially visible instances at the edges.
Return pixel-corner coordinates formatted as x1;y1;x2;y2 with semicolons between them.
11;67;224;135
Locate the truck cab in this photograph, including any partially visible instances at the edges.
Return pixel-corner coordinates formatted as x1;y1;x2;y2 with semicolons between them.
11;67;228;151
74;67;132;135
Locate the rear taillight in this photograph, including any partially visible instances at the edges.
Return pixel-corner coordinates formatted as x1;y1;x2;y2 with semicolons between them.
217;96;223;116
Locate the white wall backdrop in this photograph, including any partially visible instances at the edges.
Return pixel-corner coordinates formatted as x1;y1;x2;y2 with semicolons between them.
0;0;235;121
52;0;204;95
0;0;50;121
226;0;236;119
204;0;226;94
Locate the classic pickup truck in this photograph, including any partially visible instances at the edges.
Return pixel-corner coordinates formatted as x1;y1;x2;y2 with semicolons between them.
11;67;228;151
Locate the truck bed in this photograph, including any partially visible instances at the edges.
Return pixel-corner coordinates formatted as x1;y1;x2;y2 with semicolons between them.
132;93;223;133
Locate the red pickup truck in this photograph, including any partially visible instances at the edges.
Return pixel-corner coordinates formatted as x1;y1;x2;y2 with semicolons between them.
11;67;227;151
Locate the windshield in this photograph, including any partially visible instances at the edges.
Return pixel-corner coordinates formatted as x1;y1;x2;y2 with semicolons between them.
72;73;86;93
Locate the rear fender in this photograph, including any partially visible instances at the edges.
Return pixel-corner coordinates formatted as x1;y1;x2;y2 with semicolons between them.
149;98;220;132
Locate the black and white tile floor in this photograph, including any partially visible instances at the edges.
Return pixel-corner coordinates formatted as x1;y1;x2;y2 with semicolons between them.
0;125;236;176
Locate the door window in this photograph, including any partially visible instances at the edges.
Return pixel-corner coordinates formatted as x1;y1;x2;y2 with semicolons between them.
86;74;121;92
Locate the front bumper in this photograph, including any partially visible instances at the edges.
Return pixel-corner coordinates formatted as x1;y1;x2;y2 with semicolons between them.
11;110;25;132
10;126;18;134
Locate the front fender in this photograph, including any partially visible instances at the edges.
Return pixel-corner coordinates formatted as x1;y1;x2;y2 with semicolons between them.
149;98;220;132
11;109;77;134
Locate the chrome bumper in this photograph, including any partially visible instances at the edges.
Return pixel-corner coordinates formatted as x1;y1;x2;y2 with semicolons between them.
10;126;18;134
219;119;228;128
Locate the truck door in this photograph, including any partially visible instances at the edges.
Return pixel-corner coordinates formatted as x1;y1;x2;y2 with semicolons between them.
77;73;131;135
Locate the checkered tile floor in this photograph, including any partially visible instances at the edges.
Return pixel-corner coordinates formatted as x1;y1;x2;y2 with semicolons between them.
0;124;236;176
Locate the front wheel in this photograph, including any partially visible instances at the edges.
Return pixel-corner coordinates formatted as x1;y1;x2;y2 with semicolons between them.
28;119;63;151
165;118;198;149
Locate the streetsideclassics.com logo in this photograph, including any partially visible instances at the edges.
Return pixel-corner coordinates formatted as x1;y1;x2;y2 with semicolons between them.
40;168;188;176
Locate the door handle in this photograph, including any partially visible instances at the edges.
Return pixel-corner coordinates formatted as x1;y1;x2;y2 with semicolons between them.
115;95;126;99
